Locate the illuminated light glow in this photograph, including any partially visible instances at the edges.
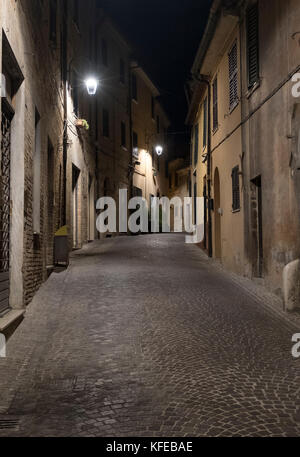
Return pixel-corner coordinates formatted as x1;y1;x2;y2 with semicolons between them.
155;145;163;156
85;77;98;95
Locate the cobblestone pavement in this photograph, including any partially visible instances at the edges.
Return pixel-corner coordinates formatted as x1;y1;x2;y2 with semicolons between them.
0;234;300;437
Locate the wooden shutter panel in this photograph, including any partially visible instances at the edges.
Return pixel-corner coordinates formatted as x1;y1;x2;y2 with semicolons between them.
247;3;259;87
229;42;238;110
232;166;240;211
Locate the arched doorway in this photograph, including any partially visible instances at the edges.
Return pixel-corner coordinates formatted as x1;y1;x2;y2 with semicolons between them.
214;168;221;259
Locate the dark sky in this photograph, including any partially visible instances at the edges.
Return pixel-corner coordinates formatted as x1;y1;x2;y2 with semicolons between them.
101;0;212;137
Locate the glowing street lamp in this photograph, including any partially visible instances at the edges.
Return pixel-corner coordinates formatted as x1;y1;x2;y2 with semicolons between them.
155;145;163;156
85;77;99;95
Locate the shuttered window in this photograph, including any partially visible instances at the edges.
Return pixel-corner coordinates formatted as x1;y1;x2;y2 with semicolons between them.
212;77;218;131
228;42;238;111
247;3;259;88
194;124;199;165
121;122;126;147
203;97;207;148
232;166;240;211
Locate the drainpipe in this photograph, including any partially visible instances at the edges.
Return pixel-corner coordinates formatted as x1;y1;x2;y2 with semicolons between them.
128;62;134;201
62;0;68;226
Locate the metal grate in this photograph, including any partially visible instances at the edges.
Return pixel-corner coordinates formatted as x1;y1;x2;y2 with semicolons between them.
0;104;12;315
0;419;20;431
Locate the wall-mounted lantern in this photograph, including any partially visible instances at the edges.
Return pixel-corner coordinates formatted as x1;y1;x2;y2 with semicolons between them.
155;145;163;156
85;77;99;95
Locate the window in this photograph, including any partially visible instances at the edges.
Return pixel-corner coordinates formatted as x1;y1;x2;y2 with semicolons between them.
212;77;218;131
157;156;160;171
49;0;57;44
121;122;126;148
33;109;41;234
203;98;207;149
102;39;108;66
133;186;142;197
247;3;259;88
157;115;160;134
194;124;199;165
229;42;238;110
151;96;155;119
103;109;109;137
132;74;137;101
232;166;240;211
120;58;125;84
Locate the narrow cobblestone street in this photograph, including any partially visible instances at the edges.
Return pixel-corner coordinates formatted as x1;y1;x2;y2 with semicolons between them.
0;234;300;437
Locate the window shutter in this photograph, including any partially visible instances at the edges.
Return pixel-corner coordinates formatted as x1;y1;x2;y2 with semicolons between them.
232;166;240;211
213;78;218;131
194;124;199;165
229;42;238;110
247;3;259;88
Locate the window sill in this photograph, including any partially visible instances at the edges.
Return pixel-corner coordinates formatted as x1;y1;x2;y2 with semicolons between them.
246;80;261;99
229;101;239;115
212;126;219;135
132;98;138;105
232;208;241;214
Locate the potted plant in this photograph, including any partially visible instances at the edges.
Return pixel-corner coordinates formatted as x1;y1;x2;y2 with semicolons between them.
76;119;89;131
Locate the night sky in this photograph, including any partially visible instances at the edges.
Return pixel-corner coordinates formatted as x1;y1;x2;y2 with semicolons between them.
101;0;212;154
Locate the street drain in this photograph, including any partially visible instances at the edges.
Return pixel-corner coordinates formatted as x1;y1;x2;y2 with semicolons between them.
0;419;20;431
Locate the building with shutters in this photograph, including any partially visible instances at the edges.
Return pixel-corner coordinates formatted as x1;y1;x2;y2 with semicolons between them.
186;0;244;273
186;0;300;301
131;64;170;207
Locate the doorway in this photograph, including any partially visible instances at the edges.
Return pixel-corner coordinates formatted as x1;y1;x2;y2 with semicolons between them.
251;176;263;277
47;139;54;266
214;168;221;259
72;165;80;248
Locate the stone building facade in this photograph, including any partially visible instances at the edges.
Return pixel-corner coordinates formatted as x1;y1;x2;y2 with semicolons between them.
168;158;190;232
0;0;99;331
131;65;170;205
187;0;300;304
0;1;170;332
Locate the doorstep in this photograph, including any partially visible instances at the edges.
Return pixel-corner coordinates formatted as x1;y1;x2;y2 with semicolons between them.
0;309;25;332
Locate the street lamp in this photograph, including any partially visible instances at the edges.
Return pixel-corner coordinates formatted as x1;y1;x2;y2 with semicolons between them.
85;77;99;95
155;145;163;156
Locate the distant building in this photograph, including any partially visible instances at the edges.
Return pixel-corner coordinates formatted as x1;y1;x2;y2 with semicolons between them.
131;64;170;206
168;158;190;232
